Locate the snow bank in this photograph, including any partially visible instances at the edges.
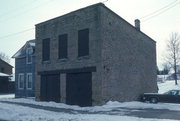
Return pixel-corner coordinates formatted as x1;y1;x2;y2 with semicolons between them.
158;80;180;93
0;72;10;77
0;102;176;121
0;94;15;99
3;98;180;113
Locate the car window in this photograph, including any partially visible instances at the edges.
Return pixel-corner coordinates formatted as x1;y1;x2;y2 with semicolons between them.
166;90;177;95
177;91;180;95
170;90;177;95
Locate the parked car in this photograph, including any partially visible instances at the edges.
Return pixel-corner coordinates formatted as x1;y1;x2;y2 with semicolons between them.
141;90;180;103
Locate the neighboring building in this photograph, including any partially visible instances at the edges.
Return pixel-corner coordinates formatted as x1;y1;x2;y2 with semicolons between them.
166;73;180;80
0;59;13;93
0;58;13;75
12;40;35;97
157;75;168;82
0;73;10;93
163;65;180;81
35;3;157;106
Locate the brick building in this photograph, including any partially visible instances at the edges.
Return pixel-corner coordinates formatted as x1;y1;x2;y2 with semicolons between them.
35;3;157;106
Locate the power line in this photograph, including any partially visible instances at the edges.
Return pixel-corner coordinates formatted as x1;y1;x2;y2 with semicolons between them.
142;1;180;22
0;0;56;22
140;0;178;19
0;28;35;39
0;0;55;40
0;0;38;17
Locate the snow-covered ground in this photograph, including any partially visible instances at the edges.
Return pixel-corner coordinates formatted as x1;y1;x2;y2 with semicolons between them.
0;80;180;121
158;80;180;93
3;98;180;112
1;99;179;121
0;93;14;99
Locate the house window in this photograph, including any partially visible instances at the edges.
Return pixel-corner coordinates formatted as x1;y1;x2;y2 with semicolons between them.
26;47;33;64
58;34;68;59
18;73;24;89
26;73;32;90
42;38;50;61
78;28;89;57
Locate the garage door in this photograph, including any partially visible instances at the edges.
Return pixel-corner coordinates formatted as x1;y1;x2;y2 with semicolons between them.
41;74;60;102
66;72;92;106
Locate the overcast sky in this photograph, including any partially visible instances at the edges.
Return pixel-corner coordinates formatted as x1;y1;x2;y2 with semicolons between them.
0;0;180;70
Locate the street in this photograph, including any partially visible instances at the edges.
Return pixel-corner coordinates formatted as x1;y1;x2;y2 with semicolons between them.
0;100;180;121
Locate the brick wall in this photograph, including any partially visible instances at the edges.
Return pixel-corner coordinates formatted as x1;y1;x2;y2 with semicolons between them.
99;5;157;103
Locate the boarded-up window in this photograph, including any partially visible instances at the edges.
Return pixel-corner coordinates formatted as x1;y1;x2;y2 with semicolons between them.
42;38;50;61
78;28;89;57
58;34;68;59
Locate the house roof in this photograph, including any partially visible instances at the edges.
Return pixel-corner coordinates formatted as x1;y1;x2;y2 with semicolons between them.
12;39;35;58
0;72;11;77
0;58;13;68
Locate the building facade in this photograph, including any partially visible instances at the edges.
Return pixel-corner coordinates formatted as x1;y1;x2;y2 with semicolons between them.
0;58;13;75
0;59;13;93
12;40;35;97
35;3;157;106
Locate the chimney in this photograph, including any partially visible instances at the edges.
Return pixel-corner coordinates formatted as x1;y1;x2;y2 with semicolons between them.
135;19;140;31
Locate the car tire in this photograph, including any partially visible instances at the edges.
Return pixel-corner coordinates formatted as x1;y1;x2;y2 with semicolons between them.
150;97;158;104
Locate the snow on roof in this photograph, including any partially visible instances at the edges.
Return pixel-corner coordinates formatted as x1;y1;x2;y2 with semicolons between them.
12;39;35;58
29;42;35;47
0;72;11;77
29;40;35;47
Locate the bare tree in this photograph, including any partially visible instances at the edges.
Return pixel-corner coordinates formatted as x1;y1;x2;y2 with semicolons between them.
0;52;10;64
166;32;180;85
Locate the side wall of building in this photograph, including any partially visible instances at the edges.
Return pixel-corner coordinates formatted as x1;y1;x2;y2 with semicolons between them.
0;60;12;75
99;6;157;103
0;77;9;93
15;56;35;97
35;5;103;105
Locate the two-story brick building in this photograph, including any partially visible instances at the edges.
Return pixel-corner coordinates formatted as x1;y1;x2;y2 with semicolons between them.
35;3;157;106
